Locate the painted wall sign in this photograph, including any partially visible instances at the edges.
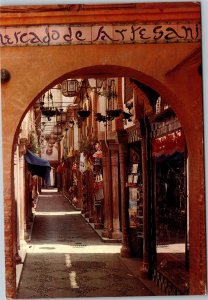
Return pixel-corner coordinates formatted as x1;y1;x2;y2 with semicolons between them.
128;126;141;143
0;23;200;47
151;118;181;138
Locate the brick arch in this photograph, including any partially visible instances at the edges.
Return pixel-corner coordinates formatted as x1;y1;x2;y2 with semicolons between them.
12;64;184;151
5;59;204;297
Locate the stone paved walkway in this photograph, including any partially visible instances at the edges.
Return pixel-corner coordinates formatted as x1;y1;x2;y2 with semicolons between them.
17;190;154;299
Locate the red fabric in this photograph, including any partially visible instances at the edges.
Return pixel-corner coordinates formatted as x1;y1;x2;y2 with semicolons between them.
93;181;104;193
57;163;65;174
152;130;185;157
93;150;103;158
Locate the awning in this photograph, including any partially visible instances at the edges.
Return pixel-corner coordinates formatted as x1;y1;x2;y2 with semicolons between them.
152;130;185;158
25;149;51;185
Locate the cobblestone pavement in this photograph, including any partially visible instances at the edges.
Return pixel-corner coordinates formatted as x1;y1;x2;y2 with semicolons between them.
17;191;154;299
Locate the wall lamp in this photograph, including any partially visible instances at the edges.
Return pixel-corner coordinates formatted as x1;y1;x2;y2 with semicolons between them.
1;69;11;83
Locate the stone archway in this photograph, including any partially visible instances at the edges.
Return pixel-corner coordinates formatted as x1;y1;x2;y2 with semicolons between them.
2;43;204;297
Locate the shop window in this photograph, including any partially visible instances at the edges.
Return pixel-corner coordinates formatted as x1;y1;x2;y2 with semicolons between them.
155;153;186;246
155;151;188;293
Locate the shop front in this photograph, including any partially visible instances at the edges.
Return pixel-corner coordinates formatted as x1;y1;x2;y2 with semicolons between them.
151;120;188;294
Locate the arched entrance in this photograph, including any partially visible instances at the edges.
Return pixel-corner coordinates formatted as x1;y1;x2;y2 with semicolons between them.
8;65;203;298
1;3;205;298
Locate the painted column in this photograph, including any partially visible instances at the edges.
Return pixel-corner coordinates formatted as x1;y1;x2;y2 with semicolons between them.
118;132;131;256
101;142;113;238
110;143;122;239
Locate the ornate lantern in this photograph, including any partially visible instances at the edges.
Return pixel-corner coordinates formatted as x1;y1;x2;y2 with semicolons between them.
56;112;67;124
62;79;80;97
53;124;63;135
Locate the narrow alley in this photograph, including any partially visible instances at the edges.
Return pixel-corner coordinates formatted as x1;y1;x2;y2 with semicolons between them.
17;190;154;299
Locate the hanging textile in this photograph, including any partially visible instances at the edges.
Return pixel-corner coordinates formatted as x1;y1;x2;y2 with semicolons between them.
25;149;51;185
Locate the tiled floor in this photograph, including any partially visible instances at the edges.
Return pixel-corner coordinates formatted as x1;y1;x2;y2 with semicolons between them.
17;191;154;299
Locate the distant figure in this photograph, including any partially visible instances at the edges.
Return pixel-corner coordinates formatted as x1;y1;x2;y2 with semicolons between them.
29;175;38;212
56;162;65;191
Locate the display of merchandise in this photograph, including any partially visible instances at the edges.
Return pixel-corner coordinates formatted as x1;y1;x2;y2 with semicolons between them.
126;146;144;237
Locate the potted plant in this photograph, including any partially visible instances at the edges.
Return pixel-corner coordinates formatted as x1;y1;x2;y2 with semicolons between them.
95;113;107;123
77;109;91;119
122;111;133;121
106;109;122;118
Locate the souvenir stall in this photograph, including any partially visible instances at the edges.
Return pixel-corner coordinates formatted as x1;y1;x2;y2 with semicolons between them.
79;151;94;218
92;142;104;229
66;160;79;207
77;141;104;228
152;128;188;294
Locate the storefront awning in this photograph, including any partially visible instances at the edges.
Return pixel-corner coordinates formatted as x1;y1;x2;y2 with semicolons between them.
152;130;185;158
25;149;51;185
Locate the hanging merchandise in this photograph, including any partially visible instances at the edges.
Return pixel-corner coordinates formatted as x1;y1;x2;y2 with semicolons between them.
93;142;103;168
95;187;104;206
94;155;102;165
92;141;104;209
93;151;103;165
95;188;104;201
93;142;102;155
72;161;77;170
57;162;66;174
84;157;94;172
67;147;74;158
93;181;104;193
93;150;102;174
128;207;138;229
72;173;77;186
95;173;103;182
79;152;86;173
93;151;103;159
